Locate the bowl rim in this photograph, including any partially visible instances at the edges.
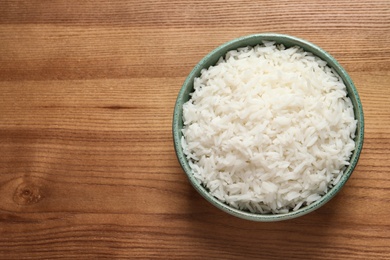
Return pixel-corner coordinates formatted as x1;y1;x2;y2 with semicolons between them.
172;33;365;221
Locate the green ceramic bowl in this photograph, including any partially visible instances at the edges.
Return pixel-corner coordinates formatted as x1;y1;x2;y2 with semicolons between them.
172;33;364;221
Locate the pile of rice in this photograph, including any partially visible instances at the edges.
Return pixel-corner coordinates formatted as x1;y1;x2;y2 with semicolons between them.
181;42;357;214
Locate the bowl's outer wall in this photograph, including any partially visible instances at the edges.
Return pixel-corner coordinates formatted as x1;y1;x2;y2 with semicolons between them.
173;33;364;221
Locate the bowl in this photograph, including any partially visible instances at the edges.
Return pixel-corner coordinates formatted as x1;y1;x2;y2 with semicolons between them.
172;33;364;221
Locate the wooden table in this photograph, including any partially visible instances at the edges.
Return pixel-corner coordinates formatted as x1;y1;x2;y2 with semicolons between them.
1;1;389;259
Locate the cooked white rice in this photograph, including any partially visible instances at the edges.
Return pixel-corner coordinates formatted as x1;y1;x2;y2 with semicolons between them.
181;42;357;214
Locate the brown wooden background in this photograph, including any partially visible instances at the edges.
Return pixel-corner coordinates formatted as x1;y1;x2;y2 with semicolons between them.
1;1;389;259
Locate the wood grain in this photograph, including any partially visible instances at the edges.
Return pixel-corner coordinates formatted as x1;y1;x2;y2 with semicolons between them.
1;0;390;259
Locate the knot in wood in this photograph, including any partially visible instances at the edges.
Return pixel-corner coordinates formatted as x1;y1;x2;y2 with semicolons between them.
13;182;43;206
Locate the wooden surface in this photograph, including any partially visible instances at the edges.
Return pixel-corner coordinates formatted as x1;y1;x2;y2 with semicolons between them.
1;0;389;259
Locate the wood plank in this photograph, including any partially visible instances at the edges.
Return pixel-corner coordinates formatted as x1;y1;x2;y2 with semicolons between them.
1;0;389;259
